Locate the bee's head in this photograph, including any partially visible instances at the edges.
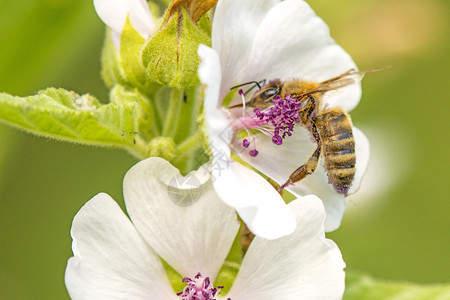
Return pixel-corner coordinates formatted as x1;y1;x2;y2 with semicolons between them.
246;80;282;110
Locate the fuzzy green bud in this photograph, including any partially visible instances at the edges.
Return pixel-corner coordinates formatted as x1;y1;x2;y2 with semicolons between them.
142;10;211;88
148;136;176;161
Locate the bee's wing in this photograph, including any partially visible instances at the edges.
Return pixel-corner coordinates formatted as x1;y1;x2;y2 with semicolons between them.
294;76;356;97
296;67;389;97
313;76;356;93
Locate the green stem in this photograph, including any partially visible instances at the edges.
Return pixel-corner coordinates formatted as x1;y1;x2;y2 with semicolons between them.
125;136;148;160
161;88;183;137
142;95;161;139
173;131;203;161
173;131;203;174
172;86;202;143
171;87;205;173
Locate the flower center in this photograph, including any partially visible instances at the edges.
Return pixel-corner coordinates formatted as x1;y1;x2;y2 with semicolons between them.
233;94;302;156
177;272;230;300
254;94;301;145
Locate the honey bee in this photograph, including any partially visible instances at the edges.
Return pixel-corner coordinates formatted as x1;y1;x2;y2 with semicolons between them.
234;68;383;195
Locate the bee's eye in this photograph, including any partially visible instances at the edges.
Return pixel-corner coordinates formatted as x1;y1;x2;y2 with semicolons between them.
261;88;279;100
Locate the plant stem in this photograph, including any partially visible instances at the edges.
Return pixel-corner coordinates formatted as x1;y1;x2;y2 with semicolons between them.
161;88;183;137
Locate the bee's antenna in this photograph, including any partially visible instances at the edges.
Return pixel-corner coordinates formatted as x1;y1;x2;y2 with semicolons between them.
230;81;262;91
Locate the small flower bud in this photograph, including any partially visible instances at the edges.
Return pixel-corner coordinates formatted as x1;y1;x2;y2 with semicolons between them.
142;8;211;88
148;136;176;161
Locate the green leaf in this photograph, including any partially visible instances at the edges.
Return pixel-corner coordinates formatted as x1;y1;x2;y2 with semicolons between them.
110;84;159;141
345;271;450;300
0;88;139;148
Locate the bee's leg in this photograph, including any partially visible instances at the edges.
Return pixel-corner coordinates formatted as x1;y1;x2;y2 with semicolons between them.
277;146;321;193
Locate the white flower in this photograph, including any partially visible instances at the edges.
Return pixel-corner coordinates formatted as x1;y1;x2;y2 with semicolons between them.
65;158;345;299
94;0;156;48
199;0;370;232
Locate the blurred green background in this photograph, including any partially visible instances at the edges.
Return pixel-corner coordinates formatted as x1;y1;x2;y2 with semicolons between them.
0;0;448;298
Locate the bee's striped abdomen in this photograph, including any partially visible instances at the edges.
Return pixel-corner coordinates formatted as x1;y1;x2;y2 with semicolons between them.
317;109;356;194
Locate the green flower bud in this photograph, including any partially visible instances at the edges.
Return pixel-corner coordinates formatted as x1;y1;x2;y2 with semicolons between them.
148;136;176;161
142;10;211;88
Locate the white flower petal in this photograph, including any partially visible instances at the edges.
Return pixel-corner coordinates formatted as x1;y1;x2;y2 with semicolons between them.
94;0;154;37
213;161;296;240
111;31;122;50
65;193;175;300
283;128;369;231
123;158;239;280
212;0;279;99
198;45;232;157
128;0;155;38
234;127;346;232
243;0;360;112
305;45;361;112
94;0;129;34
234;127;314;185
227;196;345;300
199;45;296;240
290;168;346;232
347;127;370;195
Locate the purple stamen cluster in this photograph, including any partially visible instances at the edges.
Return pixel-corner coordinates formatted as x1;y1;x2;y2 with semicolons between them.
177;272;229;300
254;94;301;145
